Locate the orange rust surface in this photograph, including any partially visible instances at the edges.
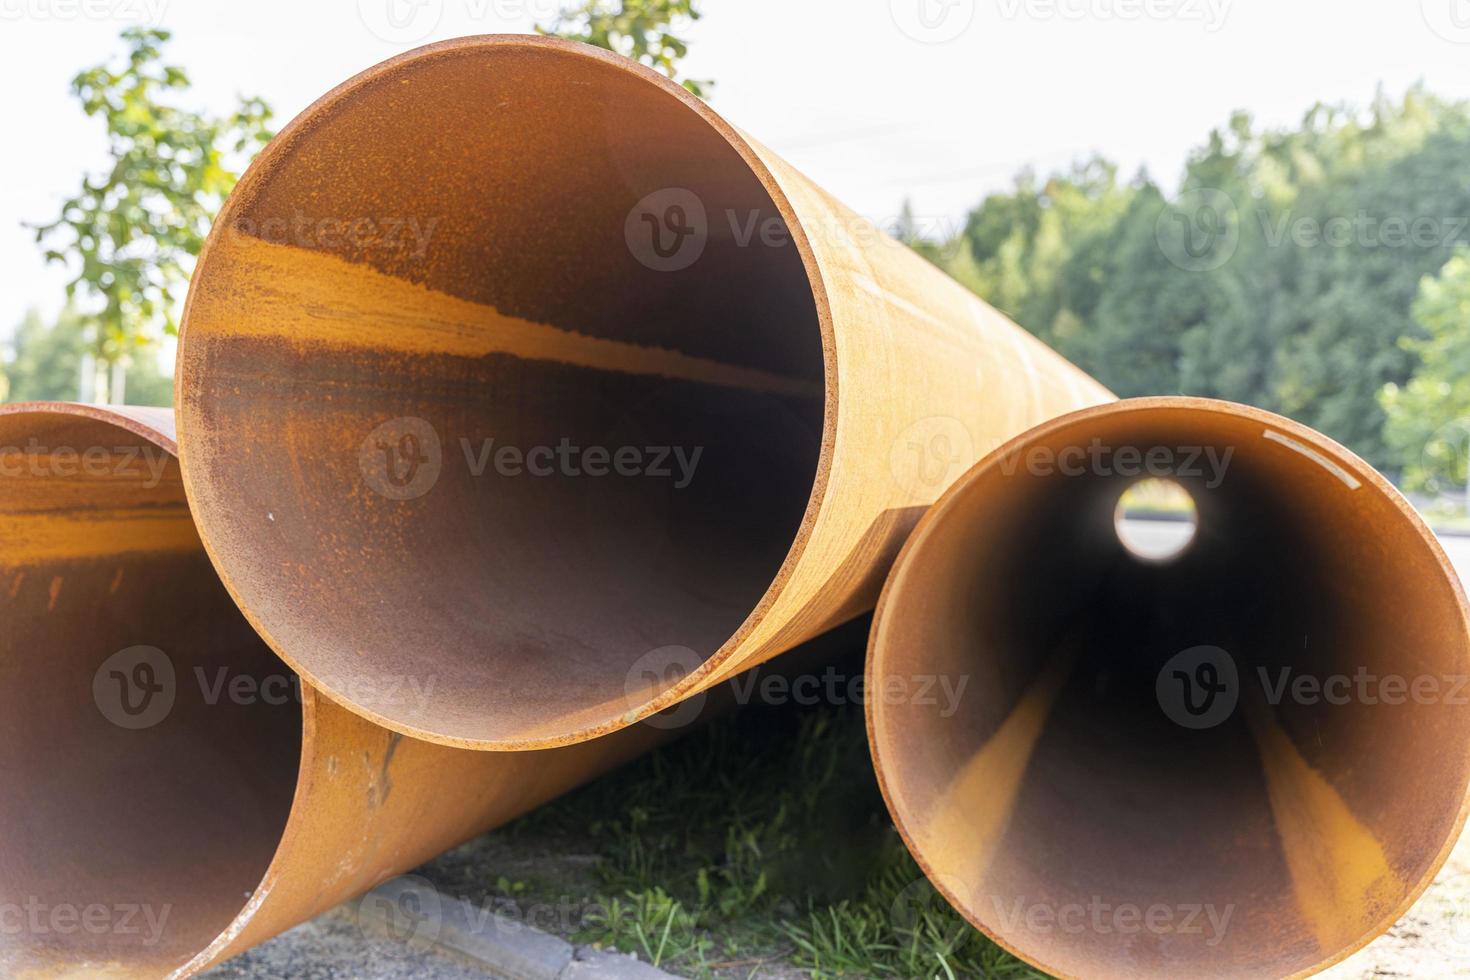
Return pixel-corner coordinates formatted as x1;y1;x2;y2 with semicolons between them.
176;34;1111;750
867;398;1470;979
0;403;669;978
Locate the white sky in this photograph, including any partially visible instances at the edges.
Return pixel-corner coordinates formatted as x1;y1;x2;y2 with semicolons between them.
2;0;1469;340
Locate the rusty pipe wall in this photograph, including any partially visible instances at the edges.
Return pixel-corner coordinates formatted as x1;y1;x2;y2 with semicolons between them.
867;397;1470;979
174;33;1112;751
0;402;671;978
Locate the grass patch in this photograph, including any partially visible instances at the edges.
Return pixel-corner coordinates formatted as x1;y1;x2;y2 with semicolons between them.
501;626;1051;980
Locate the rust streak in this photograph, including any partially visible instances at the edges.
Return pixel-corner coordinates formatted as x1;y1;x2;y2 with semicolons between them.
1244;691;1405;954
192;235;823;399
919;645;1078;886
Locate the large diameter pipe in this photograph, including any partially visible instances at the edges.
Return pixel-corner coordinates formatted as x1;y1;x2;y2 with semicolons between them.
867;397;1470;979
174;34;1112;751
0;402;670;979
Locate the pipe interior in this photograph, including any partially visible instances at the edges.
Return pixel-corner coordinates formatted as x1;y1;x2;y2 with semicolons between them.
181;40;825;745
0;414;301;976
872;404;1470;979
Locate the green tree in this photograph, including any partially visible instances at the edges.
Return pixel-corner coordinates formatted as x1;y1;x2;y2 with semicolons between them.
29;27;273;404
952;159;1135;348
541;0;711;97
1264;89;1470;463
1;308;174;406
1381;250;1470;495
1;309;86;404
911;86;1470;470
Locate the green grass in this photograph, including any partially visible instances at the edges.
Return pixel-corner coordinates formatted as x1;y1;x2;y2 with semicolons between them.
500;636;1051;980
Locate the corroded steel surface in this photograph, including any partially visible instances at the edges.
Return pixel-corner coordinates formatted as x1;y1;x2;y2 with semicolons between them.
867;397;1470;979
0;403;668;978
175;34;1111;750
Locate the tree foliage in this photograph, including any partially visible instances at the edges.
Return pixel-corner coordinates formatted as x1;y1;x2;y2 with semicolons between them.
910;85;1470;470
1;310;85;405
28;27;273;402
1382;251;1470;494
541;0;711;97
16;22;1470;478
1;308;172;406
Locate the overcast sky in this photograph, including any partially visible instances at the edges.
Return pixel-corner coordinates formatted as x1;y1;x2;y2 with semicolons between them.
2;0;1469;338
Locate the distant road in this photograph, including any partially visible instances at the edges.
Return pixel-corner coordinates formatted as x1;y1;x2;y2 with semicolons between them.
1435;533;1470;587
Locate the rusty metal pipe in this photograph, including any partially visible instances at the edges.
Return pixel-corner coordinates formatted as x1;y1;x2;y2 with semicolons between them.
867;397;1470;979
176;34;1111;750
0;402;670;978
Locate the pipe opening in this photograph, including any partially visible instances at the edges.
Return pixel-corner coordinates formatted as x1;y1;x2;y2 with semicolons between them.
179;38;827;746
0;411;301;977
1114;478;1197;563
871;401;1470;979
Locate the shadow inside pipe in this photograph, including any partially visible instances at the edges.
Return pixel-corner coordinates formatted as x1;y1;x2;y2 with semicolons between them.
181;40;827;745
872;403;1470;979
0;412;301;977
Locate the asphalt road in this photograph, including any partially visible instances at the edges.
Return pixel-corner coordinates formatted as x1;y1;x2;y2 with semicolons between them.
1437;532;1470;585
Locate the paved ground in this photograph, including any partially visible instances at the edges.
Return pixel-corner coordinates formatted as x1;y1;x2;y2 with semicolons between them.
206;527;1470;979
202;907;499;980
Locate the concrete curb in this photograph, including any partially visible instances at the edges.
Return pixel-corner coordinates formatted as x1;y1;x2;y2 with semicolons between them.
352;877;683;980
